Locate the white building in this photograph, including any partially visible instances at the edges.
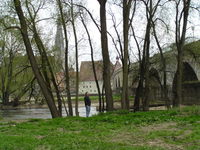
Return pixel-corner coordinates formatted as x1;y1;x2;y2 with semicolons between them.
79;61;104;95
111;58;123;93
79;59;122;95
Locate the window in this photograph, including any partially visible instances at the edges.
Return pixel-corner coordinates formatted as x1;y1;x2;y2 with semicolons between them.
118;77;121;87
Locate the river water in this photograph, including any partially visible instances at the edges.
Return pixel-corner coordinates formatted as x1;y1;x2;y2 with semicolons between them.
0;107;97;121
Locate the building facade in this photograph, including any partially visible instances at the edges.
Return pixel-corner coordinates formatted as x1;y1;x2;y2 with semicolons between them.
79;61;104;95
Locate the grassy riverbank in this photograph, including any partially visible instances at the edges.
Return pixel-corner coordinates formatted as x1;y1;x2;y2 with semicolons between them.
0;106;200;150
74;94;132;101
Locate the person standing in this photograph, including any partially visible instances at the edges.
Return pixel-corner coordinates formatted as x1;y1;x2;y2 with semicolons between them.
84;92;91;117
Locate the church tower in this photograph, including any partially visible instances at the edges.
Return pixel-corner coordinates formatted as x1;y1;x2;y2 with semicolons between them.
54;20;65;67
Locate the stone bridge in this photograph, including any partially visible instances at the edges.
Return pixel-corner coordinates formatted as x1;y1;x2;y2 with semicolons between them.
148;40;200;104
112;40;200;105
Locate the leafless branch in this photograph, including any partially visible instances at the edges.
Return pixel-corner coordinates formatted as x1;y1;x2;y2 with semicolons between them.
74;4;101;32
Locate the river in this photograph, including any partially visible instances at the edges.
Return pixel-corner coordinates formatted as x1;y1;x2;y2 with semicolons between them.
0;107;97;121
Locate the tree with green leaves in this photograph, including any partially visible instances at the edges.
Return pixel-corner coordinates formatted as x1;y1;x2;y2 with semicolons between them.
14;0;61;118
0;13;36;105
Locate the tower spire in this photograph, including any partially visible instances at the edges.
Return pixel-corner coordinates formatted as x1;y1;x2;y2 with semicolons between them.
55;19;65;67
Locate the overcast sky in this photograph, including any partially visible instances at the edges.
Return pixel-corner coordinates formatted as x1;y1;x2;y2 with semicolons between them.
37;0;200;65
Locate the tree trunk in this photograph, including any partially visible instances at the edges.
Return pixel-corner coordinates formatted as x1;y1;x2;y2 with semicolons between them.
14;0;60;118
176;43;184;107
121;0;132;110
26;0;63;115
174;0;191;107
57;0;73;116
1;47;14;105
142;0;157;111
31;22;63;116
142;17;151;111
80;15;102;112
102;84;105;112
2;91;10;105
133;59;145;112
97;0;113;111
152;22;170;109
71;0;79;116
131;22;143;112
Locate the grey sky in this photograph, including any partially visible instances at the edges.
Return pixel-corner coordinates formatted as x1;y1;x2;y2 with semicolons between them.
37;0;200;65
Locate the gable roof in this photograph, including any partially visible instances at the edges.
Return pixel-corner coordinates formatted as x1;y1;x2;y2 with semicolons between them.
113;59;122;72
79;61;103;82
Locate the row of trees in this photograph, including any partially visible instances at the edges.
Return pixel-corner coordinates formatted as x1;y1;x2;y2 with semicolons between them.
0;0;198;118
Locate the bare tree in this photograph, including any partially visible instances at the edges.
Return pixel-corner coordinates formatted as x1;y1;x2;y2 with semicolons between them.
70;0;79;116
143;0;163;111
97;0;113;111
172;0;191;107
25;0;63;116
131;21;144;111
57;0;73;116
80;12;103;112
133;0;162;111
121;0;133;110
74;3;110;111
152;18;170;109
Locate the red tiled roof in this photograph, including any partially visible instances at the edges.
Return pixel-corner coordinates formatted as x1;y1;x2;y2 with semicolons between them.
79;61;103;82
113;60;121;72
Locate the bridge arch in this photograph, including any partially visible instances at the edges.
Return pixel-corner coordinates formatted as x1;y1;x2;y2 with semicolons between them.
172;61;199;105
149;67;162;102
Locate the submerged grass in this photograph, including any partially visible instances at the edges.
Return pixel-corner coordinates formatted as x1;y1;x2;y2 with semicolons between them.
0;106;200;150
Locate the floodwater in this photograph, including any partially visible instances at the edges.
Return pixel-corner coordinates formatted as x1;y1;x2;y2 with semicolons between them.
0;107;97;121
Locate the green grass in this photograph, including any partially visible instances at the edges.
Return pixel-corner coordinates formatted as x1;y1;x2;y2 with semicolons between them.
73;95;133;101
72;95;101;101
0;106;200;150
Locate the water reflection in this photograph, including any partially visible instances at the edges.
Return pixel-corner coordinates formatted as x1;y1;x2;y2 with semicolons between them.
0;107;97;121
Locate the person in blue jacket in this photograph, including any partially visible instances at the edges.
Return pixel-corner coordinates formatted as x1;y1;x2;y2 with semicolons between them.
84;92;91;117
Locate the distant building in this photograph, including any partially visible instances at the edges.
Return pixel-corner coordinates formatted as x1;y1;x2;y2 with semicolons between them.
111;57;122;93
56;67;76;94
56;60;121;95
79;61;104;95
